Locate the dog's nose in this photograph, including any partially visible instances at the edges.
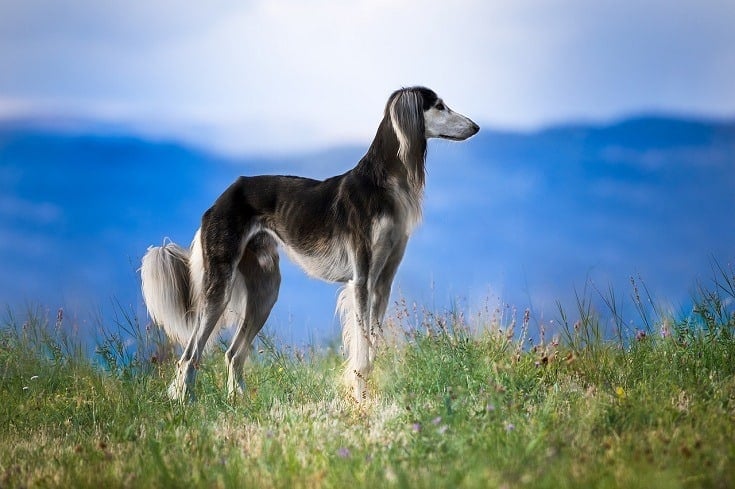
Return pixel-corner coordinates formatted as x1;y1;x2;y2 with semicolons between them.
470;121;480;135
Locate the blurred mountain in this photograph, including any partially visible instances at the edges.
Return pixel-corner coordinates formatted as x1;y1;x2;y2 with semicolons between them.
1;115;733;343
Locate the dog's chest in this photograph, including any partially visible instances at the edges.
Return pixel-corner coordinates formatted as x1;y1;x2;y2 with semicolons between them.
281;240;352;283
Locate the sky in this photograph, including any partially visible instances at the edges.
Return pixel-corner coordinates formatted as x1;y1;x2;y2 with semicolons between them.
1;0;734;155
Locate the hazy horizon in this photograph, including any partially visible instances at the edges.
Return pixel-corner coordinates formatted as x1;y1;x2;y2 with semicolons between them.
2;1;734;154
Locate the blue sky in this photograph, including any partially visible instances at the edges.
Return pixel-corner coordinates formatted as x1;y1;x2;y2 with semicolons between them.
1;0;734;155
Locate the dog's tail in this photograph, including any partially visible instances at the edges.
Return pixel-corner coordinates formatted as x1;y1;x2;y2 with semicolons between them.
141;231;205;348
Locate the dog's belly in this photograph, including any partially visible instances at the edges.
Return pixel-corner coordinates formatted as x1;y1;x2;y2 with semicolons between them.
281;243;352;283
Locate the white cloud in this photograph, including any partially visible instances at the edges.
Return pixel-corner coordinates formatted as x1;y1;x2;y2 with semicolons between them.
0;0;733;154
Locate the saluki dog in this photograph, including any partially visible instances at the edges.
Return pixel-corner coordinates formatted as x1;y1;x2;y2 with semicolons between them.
141;86;479;402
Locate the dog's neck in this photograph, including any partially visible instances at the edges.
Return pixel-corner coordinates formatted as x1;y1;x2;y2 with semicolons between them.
356;115;427;194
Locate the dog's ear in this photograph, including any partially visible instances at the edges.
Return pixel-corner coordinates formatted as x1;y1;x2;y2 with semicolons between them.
389;89;426;185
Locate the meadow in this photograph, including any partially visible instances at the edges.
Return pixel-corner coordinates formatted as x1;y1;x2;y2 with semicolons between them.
1;270;734;488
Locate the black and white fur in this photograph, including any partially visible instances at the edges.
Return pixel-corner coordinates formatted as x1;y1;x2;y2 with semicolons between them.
141;87;479;402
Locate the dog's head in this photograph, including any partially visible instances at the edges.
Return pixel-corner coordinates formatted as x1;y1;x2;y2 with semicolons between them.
387;86;479;173
388;87;479;148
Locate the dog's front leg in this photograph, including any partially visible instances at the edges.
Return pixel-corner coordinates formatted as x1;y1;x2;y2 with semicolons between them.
367;232;408;363
351;276;373;402
343;246;374;402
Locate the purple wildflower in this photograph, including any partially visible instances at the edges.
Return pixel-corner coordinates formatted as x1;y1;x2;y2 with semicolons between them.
660;320;672;338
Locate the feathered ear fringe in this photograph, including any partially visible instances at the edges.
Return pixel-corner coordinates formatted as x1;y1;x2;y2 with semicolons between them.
389;90;427;189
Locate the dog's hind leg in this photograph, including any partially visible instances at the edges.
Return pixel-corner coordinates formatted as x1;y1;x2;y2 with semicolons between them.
225;233;281;399
169;207;251;402
169;265;233;401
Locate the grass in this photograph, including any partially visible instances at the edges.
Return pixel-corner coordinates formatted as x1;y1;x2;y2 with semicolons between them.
1;271;734;488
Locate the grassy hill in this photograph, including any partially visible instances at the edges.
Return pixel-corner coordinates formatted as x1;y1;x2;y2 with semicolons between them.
2;271;734;488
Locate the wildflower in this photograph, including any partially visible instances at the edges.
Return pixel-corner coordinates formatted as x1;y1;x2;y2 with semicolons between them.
635;330;647;341
411;423;422;432
486;403;496;412
615;386;626;399
660;320;671;338
337;447;351;459
505;422;515;432
432;416;442;425
437;425;449;435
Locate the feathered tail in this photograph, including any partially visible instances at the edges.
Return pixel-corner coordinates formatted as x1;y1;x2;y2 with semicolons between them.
141;230;206;348
141;229;248;350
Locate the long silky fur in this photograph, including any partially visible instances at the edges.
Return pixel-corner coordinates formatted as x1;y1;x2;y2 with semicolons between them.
389;90;427;190
140;240;195;348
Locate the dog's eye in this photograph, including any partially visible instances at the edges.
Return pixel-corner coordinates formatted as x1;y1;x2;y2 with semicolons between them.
435;102;446;111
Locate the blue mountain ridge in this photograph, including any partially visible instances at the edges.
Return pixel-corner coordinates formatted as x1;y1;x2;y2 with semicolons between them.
1;115;733;344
